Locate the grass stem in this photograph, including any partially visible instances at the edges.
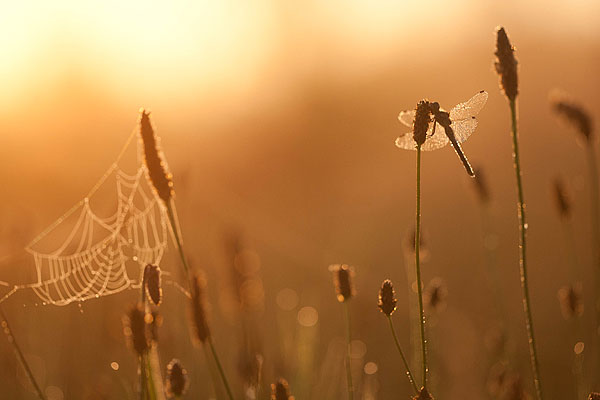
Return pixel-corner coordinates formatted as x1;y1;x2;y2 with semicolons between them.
207;340;236;400
387;316;419;394
509;99;543;400
166;200;191;281
0;306;47;400
343;301;354;400
415;145;428;389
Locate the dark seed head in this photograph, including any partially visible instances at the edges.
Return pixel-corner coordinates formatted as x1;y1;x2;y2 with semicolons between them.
404;226;428;260
552;97;593;143
558;284;583;319
413;387;434;400
552;178;571;219
503;375;527;400
472;167;491;205
238;351;264;388
494;27;519;102
139;109;174;203
413;100;432;146
124;303;149;356
425;278;447;312
190;273;211;343
143;264;162;306
486;361;508;397
331;264;355;302
271;378;294;400
166;359;189;398
378;280;397;316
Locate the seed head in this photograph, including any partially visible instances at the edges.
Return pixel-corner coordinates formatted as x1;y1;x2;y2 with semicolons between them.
124;303;150;356
552;178;571;219
486;362;508;397
139;109;174;203
551;97;593;143
425;278;447;312
378;280;397;316
558;284;583;319
413;387;434;400
143;264;162;306
503;375;527;400
331;264;355;302
494;27;519;102
166;359;189;398
271;378;294;400
413;100;431;146
472;167;491;205
238;351;264;388
190;273;211;343
404;226;428;260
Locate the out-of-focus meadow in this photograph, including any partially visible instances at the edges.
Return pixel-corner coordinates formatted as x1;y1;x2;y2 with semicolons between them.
1;1;600;399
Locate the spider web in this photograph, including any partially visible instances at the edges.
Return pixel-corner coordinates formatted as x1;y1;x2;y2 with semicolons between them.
0;128;169;306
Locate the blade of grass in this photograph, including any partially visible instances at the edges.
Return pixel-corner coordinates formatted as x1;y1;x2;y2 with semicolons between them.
206;340;236;400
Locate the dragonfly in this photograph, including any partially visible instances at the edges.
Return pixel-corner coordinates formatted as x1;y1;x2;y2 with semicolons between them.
395;90;488;177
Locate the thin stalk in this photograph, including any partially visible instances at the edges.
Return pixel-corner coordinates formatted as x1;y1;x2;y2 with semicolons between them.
0;306;46;400
144;354;158;400
509;99;543;400
203;343;225;400
165;200;191;281
343;301;354;400
139;281;148;400
387;316;419;394
207;340;235;400
415;145;428;388
586;144;600;378
140;354;148;400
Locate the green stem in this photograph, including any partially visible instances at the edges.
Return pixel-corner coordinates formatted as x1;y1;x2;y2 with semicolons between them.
343;301;354;400
140;354;148;400
387;316;419;394
165;200;191;282
207;340;235;400
202;342;224;399
0;306;47;400
415;145;428;388
144;353;159;400
509;99;543;400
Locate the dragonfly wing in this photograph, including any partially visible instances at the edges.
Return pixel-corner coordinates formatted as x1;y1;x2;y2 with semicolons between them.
421;121;450;151
395;131;418;150
398;110;415;127
449;91;488;121
452;117;478;143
